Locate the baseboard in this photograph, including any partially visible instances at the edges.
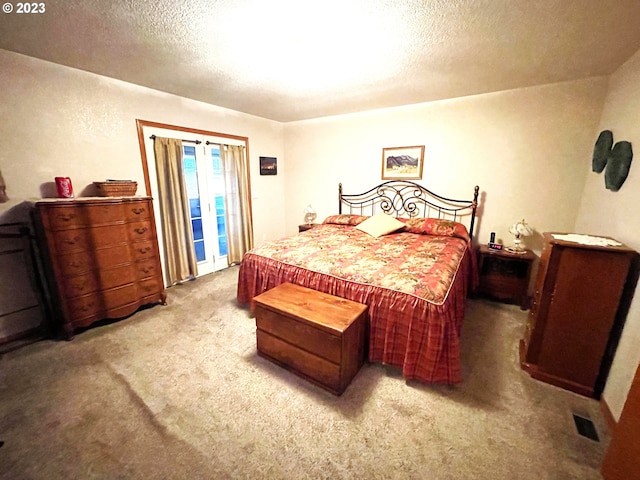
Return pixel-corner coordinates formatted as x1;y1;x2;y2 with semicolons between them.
600;396;617;434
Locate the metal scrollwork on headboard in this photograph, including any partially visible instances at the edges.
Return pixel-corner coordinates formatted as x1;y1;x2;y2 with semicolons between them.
338;180;480;240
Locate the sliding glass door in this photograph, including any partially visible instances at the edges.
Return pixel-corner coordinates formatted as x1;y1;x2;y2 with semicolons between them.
140;122;249;284
182;144;228;275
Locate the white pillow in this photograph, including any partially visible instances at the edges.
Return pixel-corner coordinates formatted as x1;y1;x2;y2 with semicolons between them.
355;212;405;238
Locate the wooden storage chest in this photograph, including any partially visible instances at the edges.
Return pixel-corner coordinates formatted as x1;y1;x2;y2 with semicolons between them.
253;282;367;395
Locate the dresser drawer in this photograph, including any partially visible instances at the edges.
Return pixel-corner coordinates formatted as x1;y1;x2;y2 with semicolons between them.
255;305;342;364
137;277;162;298
91;224;129;247
54;225;130;253
45;203;126;230
131;240;157;260
57;245;132;276
100;265;136;289
63;273;99;298
125;203;151;221
68;293;101;319
85;203;126;226
257;330;341;392
134;258;159;279
53;229;92;254
57;251;94;276
63;265;136;299
103;283;138;309
127;221;154;241
45;207;84;230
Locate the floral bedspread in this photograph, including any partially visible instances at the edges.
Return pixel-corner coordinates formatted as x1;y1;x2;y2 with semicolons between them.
237;219;477;384
243;224;468;305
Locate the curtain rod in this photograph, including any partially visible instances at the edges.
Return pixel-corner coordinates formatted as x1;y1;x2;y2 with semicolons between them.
149;134;201;144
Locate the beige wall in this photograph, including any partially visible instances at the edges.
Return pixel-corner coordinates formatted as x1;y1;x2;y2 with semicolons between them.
0;49;287;241
575;48;640;420
283;78;608;247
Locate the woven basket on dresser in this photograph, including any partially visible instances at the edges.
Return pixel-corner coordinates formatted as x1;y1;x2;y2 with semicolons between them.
94;181;138;197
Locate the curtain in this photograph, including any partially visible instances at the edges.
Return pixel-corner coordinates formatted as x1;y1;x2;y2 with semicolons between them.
153;137;198;285
220;144;254;264
0;169;8;203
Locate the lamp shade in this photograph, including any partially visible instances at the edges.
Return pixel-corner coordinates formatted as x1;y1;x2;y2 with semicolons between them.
304;205;317;224
509;219;533;238
507;219;533;253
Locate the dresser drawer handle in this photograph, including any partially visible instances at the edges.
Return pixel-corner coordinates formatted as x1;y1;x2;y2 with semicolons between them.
57;214;76;222
72;282;88;292
79;302;95;312
63;236;81;245
138;247;151;254
134;227;148;235
67;261;82;268
142;285;155;292
131;208;146;215
140;266;154;274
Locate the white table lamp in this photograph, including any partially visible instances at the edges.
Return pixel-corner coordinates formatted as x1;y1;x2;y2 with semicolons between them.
304;205;317;225
507;219;533;253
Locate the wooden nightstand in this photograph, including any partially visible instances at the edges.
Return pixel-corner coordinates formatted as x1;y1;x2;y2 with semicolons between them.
298;223;320;232
476;245;537;309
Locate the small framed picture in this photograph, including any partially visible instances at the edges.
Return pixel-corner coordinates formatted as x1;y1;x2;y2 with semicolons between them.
381;146;425;180
260;156;277;175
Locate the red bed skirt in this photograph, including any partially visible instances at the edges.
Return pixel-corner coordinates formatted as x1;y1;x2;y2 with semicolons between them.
237;245;477;385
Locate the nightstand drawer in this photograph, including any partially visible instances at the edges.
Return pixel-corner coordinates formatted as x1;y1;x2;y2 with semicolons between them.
476;245;537;309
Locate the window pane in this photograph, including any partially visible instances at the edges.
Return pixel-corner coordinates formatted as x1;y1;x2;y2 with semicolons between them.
183;154;199;199
218;235;228;256
211;147;225;192
194;240;205;262
189;198;201;218
216;215;226;234
215;195;225;215
211;147;222;173
192;218;203;240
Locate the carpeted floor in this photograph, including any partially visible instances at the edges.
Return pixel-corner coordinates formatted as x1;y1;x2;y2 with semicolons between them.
0;266;608;479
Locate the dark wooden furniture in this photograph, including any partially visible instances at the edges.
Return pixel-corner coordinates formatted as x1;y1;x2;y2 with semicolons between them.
476;245;536;309
298;223;320;232
253;282;367;395
519;232;635;398
0;222;49;343
601;362;640;479
34;197;166;339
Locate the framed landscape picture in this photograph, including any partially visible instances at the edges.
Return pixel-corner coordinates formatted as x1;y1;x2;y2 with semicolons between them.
381;145;425;180
259;156;277;175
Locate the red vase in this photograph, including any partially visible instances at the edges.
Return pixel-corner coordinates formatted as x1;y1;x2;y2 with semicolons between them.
55;177;74;198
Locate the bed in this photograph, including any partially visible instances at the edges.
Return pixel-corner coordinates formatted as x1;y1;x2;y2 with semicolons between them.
237;180;480;384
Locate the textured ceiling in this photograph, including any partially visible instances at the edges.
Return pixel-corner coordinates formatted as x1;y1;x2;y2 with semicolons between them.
2;0;640;122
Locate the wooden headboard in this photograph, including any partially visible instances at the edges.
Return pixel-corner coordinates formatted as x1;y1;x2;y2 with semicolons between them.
338;180;480;240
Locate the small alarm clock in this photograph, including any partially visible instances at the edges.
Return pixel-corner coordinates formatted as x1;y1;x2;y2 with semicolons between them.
488;232;503;250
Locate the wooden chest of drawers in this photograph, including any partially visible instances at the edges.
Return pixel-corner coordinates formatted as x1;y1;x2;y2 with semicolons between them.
253;283;367;395
520;232;635;398
34;197;166;338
